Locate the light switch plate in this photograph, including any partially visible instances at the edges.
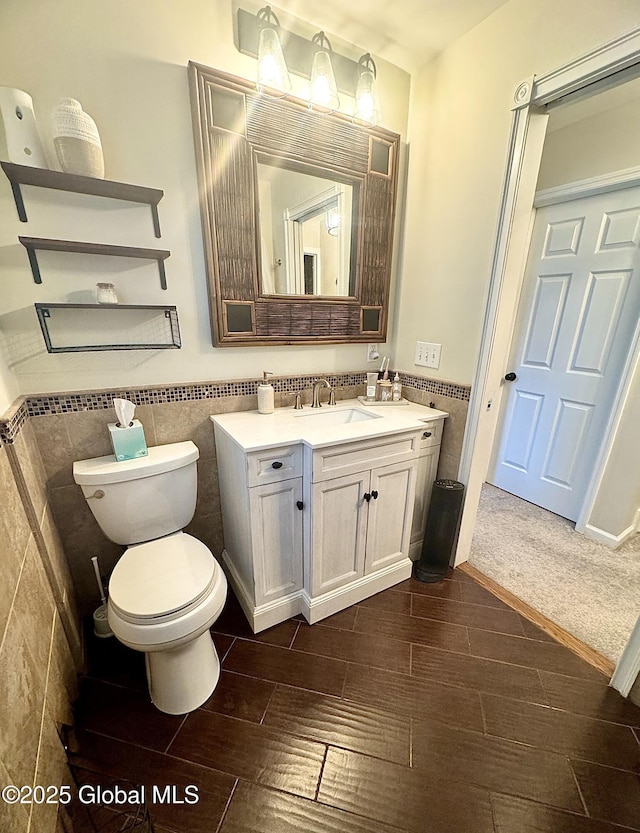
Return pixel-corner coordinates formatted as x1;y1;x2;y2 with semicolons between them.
415;341;441;368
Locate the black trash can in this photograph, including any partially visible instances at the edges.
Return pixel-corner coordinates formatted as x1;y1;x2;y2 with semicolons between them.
413;479;465;582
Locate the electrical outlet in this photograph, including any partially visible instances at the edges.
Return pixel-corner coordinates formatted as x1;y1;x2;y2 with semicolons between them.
367;343;380;362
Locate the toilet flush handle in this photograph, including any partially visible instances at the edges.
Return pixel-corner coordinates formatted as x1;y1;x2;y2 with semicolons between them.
86;489;105;500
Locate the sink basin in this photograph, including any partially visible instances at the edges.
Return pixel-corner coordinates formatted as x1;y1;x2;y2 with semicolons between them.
294;406;381;426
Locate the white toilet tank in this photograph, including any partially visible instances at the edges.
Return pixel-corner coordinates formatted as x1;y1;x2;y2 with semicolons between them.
73;441;200;545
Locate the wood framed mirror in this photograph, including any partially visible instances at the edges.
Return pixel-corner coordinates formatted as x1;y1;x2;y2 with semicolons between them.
188;62;400;346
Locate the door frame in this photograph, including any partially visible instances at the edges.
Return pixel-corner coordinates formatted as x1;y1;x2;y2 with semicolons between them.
455;27;640;694
611;613;640;697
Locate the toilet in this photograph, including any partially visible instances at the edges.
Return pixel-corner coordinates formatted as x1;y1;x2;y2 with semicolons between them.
73;440;227;714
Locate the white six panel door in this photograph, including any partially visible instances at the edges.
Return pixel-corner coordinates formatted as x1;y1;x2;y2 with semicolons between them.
490;186;640;520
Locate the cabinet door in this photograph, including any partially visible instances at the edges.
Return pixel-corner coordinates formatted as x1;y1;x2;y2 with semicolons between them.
410;445;441;558
249;478;303;605
311;471;369;595
365;459;417;574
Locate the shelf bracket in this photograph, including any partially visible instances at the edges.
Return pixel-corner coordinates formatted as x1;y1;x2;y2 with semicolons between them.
158;258;167;290
8;179;28;223
150;205;161;238
23;241;43;284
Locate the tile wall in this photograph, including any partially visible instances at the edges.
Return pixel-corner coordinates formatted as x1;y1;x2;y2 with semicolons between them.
1;372;470;620
0;427;82;833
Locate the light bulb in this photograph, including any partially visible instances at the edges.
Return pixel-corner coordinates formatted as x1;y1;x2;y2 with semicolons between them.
257;21;291;95
311;74;332;108
354;56;381;125
309;34;339;112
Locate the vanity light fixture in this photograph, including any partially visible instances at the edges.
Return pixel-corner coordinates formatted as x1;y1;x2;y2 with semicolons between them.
354;53;382;125
256;6;291;96
236;7;382;122
308;32;340;112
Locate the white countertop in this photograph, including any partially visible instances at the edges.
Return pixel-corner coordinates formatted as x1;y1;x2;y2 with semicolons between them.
211;399;448;452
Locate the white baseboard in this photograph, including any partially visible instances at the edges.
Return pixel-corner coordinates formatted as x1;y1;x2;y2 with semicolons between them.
222;550;413;632
221;550;304;632
583;521;639;549
251;594;304;632
301;559;413;623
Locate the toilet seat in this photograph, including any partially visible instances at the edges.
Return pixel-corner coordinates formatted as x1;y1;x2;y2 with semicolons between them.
109;532;220;624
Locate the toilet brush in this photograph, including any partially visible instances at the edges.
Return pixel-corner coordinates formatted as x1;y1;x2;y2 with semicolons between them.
91;556;113;638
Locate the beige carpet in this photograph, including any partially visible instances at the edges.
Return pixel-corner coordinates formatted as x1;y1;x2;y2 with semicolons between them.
469;484;640;663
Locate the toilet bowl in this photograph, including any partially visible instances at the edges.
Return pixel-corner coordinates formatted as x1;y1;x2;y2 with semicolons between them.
108;531;227;713
73;441;228;714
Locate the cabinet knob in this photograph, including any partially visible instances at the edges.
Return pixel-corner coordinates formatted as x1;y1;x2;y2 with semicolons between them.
363;492;371;503
423;430;432;438
371;490;379;500
271;461;283;469
296;500;304;510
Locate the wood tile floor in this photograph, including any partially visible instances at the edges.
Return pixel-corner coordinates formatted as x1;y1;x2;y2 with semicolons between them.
70;569;640;833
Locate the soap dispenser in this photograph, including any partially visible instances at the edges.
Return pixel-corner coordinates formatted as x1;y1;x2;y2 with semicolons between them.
392;373;402;402
258;371;275;414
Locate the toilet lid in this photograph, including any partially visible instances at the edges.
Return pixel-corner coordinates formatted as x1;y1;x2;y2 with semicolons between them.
109;532;218;620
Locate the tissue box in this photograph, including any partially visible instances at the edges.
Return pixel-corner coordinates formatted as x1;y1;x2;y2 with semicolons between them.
108;419;148;461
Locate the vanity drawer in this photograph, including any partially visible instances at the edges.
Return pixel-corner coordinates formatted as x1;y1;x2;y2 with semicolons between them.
247;445;303;486
419;418;444;449
312;431;421;483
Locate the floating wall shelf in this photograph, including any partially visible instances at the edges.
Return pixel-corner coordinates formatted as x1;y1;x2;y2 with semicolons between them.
34;303;181;353
19;236;170;288
1;161;164;236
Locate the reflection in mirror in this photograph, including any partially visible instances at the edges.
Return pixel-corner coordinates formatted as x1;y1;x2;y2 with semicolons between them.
257;160;357;297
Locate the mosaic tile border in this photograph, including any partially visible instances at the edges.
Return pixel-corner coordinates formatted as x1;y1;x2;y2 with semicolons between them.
0;371;470;443
21;373;367;417
401;373;471;402
0;398;28;444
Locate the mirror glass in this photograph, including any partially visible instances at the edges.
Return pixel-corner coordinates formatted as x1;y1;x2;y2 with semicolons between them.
257;160;357;297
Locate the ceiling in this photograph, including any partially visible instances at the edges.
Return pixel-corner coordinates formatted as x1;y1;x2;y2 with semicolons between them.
268;0;508;72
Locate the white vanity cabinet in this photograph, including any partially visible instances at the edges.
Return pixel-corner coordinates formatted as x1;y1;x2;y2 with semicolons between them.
213;429;304;629
309;470;369;596
306;433;420;621
409;418;445;560
211;401;448;632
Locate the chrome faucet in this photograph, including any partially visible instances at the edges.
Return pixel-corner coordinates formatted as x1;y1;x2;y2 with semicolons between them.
311;378;332;408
